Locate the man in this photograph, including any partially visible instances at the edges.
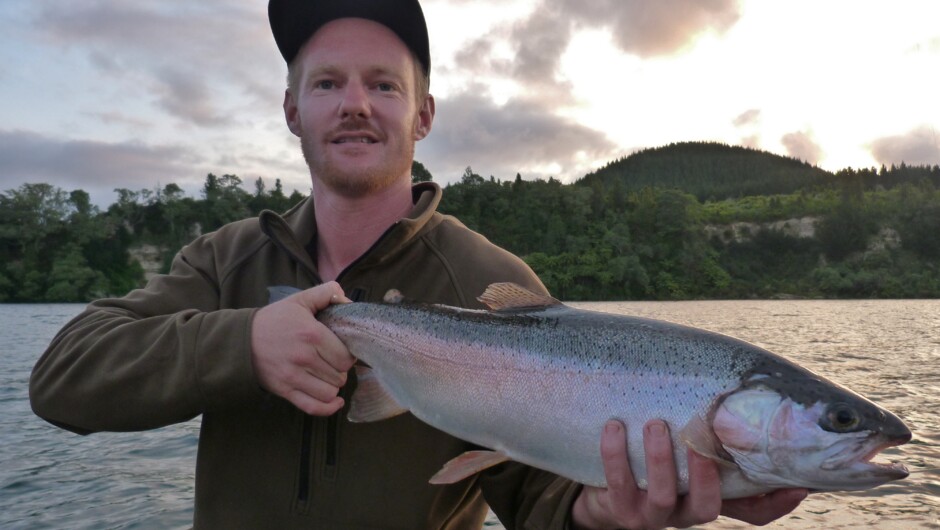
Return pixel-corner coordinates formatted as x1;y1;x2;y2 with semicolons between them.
31;0;806;528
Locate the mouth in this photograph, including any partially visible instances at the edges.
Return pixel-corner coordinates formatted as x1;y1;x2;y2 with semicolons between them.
822;435;909;479
331;132;379;145
333;137;377;144
857;438;909;477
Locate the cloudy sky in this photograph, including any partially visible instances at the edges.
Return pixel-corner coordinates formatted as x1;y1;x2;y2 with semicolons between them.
2;0;939;206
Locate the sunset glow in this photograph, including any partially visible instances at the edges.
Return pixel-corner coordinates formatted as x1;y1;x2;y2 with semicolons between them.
1;0;938;205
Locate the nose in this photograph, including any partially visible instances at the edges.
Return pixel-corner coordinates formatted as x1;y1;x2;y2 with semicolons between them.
338;81;371;119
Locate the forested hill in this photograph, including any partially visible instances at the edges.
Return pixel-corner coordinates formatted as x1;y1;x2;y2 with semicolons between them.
578;142;833;200
3;143;940;302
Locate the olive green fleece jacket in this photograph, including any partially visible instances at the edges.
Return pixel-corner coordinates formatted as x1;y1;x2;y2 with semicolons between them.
30;182;583;529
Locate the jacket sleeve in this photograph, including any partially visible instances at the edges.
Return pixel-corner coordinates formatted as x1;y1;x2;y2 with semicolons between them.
29;237;264;435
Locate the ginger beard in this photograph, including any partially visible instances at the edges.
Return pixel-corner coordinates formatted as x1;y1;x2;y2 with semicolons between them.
300;115;418;198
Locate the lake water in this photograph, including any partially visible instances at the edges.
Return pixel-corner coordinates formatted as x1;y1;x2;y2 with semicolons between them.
1;301;938;529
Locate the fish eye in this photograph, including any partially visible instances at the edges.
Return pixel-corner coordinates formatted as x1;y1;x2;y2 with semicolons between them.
826;404;861;431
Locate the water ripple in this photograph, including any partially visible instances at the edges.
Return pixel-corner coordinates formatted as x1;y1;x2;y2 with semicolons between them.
4;301;940;529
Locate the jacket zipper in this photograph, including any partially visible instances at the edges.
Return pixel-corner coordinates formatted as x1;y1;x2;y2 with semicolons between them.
293;215;396;506
297;416;313;503
296;287;365;505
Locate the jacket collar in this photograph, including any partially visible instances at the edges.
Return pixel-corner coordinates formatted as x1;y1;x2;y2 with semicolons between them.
258;182;443;281
357;181;441;269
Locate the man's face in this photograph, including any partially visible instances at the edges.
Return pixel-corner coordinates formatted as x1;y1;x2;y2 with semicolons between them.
284;18;434;198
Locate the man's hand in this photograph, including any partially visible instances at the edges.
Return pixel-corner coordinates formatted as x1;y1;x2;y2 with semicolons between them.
571;420;808;530
250;281;355;416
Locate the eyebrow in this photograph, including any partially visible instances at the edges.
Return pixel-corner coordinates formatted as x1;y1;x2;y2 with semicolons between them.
304;64;407;84
302;64;340;86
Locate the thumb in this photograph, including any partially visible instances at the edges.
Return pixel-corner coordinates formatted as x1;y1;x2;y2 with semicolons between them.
293;281;351;313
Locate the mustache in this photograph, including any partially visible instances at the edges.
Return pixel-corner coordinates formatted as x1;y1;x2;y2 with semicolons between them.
327;119;384;140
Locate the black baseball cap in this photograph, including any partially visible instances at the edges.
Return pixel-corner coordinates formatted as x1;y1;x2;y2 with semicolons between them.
268;0;431;79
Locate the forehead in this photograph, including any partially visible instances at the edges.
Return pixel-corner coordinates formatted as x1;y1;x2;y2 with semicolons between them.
300;17;415;75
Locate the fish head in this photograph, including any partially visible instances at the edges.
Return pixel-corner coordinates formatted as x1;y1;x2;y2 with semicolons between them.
712;380;911;492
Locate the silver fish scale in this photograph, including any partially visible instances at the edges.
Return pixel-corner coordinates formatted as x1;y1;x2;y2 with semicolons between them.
325;302;767;378
319;301;768;488
313;296;911;496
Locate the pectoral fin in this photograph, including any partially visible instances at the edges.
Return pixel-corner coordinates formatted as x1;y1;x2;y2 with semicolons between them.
348;365;408;422
429;450;512;484
678;415;737;468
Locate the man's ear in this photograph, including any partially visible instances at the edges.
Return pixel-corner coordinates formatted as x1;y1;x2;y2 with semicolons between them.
414;94;435;141
284;89;302;138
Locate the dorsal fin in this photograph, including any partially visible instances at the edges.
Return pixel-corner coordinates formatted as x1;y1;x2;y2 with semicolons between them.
477;282;561;311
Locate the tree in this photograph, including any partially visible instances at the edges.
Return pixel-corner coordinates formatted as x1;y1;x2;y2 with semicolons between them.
67;189;102;245
111;187;148;234
816;195;876;260
461;166;484;186
412;160;433;183
45;243;107;302
201;173;250;229
270;178;291;212
2;183;69;258
899;200;940;258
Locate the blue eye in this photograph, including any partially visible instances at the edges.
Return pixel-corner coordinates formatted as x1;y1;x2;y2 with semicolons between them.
377;83;394;92
315;80;335;90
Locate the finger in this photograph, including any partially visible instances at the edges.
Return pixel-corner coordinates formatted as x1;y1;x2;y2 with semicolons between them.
642;420;678;528
287;390;345;417
295;371;346;402
262;355;348;404
677;449;722;526
601;420;640;498
302;320;356;373
599;419;645;527
278;345;348;388
292;283;356;373
298;352;348;388
294;281;350;312
721;488;808;526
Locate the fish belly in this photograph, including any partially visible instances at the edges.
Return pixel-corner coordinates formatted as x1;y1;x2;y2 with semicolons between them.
345;323;726;491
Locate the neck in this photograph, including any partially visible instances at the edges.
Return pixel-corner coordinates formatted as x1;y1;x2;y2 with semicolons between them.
312;177;414;282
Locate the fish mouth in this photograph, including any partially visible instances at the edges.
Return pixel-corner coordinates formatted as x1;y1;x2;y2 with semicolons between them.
821;435;909;480
856;438;909;478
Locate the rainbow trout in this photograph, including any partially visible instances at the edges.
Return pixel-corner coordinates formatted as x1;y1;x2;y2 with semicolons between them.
270;283;911;498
